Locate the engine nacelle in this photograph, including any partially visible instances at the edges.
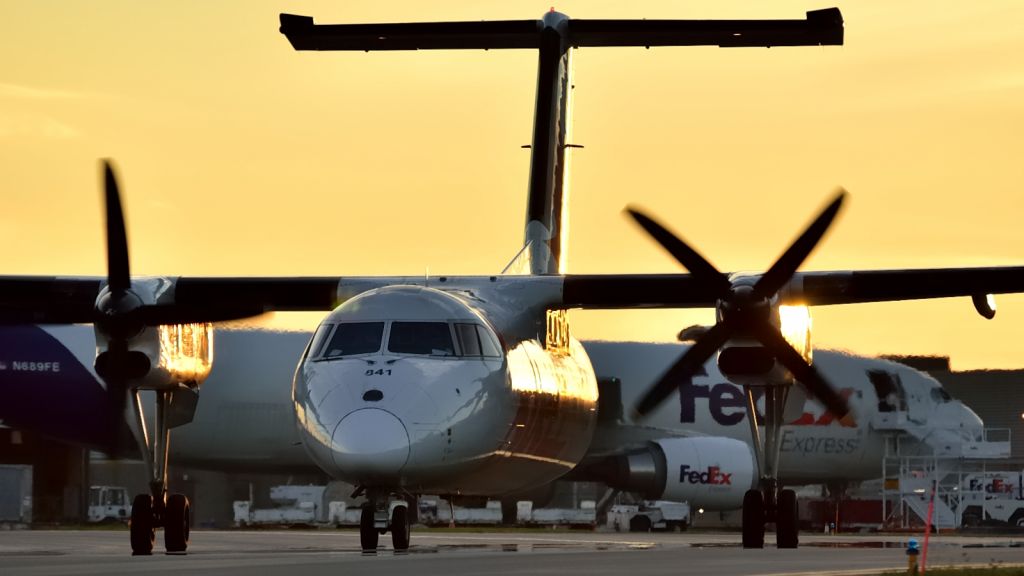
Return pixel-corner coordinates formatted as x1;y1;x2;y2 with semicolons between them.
657;437;755;508
717;304;813;386
598;437;756;510
93;278;214;390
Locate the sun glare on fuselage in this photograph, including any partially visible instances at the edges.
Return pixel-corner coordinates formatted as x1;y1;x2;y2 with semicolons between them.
778;305;812;362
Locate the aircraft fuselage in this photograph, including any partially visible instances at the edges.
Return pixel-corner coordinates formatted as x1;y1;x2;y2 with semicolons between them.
293;283;598;496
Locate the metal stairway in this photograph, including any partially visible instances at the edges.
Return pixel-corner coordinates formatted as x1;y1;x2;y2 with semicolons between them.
880;428;1012;530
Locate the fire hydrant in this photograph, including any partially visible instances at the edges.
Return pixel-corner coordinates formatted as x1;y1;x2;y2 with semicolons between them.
906;538;920;575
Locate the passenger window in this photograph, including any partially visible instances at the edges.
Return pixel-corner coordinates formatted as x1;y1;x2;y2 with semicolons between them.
308;323;334;359
388;322;455;356
477;325;502;357
457;323;482;356
323;322;384;358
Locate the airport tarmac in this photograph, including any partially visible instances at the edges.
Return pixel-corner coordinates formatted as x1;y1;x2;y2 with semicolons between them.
1;529;1022;576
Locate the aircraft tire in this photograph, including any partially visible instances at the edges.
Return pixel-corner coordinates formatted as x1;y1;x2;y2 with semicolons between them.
742;489;765;549
391;505;411;551
130;494;155;556
164;494;190;553
776;489;799;549
360;505;378;551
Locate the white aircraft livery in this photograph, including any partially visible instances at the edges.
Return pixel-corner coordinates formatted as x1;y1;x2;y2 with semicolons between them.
1;7;1022;556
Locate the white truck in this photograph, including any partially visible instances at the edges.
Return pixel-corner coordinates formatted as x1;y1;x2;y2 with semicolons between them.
234;485;327;526
88;486;131;523
959;471;1024;528
608;500;690;532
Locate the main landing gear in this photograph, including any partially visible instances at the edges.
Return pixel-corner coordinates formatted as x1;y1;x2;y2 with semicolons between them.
358;490;412;553
741;382;799;549
128;388;192;555
741;483;799;549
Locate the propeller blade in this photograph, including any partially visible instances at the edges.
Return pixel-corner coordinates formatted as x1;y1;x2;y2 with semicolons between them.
102;337;132;453
751;323;852;421
625;207;732;297
633;321;733;418
752;190;846;300
103;160;131;293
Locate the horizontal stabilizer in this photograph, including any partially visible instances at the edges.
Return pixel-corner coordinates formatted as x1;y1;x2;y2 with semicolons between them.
568;9;843;48
280;14;542;51
279;9;843;52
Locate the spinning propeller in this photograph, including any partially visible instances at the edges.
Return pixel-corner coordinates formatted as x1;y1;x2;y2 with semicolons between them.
92;161;264;446
628;191;851;421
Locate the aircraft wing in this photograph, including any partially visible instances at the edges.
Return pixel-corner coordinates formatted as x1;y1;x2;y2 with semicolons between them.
279;8;842;52
1;266;1022;324
560;267;1024;312
793;268;1024;306
0;276;342;324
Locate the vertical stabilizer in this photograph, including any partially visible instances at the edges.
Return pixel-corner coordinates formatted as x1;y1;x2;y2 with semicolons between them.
524;11;573;275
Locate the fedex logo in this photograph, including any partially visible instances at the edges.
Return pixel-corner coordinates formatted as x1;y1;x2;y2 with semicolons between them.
680;464;732;485
679;376;855;427
968;477;1017;495
680;381;746;426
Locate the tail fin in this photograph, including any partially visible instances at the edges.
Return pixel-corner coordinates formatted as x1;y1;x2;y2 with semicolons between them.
523;12;574;274
280;9;844;275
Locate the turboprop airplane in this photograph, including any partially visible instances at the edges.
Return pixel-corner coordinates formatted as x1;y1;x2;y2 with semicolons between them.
3;7;1024;556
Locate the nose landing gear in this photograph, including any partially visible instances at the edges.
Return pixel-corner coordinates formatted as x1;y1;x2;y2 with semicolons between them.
358;490;413;553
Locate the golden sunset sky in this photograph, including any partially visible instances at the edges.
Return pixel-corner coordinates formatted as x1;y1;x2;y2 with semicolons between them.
1;1;1022;369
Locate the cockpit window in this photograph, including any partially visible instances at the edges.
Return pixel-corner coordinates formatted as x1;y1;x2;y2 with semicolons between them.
388;322;455;356
456;323;481;356
322;322;384;358
931;387;952;403
456;323;502;358
478;326;502;357
308;323;334;358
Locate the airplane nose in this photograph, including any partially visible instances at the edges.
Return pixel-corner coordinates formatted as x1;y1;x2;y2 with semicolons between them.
331;408;410;478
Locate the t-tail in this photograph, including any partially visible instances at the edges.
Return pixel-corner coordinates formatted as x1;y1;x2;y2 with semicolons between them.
280;8;844;275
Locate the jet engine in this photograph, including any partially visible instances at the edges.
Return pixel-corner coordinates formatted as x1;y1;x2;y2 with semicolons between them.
599;437;756;509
